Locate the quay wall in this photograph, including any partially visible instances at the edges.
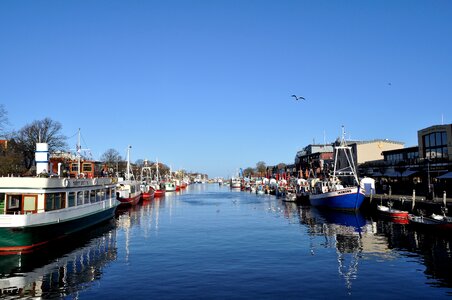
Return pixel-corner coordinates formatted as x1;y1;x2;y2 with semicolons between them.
362;193;452;216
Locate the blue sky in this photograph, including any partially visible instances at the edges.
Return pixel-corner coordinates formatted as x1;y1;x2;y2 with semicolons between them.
1;1;451;178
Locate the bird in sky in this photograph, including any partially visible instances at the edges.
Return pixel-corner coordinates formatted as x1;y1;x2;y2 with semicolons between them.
291;94;305;101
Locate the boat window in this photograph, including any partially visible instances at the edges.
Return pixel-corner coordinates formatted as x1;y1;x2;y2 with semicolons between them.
6;194;21;214
68;192;76;207
84;190;90;204
103;188;108;200
82;163;93;172
45;192;66;211
23;195;37;214
0;193;4;214
96;190;103;202
77;191;84;205
71;163;79;173
90;190;96;203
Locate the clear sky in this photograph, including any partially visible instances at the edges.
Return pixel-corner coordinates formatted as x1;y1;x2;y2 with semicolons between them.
1;1;451;178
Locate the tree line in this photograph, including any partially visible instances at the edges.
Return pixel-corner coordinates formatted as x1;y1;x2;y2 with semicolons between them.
0;105;181;178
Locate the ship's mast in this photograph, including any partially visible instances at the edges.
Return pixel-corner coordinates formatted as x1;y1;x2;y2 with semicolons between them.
126;146;132;180
77;128;81;176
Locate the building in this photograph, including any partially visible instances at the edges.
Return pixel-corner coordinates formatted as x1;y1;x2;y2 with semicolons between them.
359;124;452;198
295;144;334;179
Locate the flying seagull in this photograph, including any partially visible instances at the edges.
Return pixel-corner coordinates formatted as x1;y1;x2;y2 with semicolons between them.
291;94;305;101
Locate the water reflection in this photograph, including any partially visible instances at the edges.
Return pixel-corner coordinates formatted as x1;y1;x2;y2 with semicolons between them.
302;207;366;294
280;198;452;293
0;220;117;298
374;218;452;289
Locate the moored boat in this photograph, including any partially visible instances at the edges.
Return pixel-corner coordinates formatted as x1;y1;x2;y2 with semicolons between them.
230;177;241;189
116;146;142;205
408;213;452;230
0;143;119;253
140;162;155;201
376;204;409;220
309;127;365;211
164;181;177;192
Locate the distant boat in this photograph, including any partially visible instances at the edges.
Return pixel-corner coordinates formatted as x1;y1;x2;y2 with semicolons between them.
309;127;365;211
140;162;155;201
164;181;177;192
230;177;241;189
256;184;265;195
151;159;165;197
0;142;119;253
116;146;142;205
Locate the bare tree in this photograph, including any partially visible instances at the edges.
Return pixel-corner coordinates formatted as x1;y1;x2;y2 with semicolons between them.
0;139;27;176
256;161;266;176
100;148;122;175
243;167;255;177
13;118;67;170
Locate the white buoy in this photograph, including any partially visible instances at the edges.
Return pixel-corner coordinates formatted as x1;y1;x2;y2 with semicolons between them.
35;143;49;175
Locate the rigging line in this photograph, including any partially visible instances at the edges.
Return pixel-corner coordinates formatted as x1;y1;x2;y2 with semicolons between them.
80;132;90;149
67;131;78;139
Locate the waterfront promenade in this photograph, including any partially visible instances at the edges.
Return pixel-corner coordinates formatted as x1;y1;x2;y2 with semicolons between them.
365;192;452;215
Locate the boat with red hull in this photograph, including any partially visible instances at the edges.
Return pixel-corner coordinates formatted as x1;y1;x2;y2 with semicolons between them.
116;180;142;205
141;186;155;201
116;146;141;206
154;189;165;197
377;205;409;220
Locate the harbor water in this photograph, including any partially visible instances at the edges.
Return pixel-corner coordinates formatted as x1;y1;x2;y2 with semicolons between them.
1;184;452;299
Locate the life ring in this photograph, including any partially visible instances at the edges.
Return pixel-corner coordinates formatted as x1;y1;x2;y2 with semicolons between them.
62;178;69;187
92;178;98;185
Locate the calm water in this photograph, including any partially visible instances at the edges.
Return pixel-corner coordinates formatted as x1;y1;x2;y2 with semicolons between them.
1;184;452;299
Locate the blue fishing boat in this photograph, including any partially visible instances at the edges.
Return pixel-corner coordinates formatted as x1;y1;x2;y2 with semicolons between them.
309;127;365;211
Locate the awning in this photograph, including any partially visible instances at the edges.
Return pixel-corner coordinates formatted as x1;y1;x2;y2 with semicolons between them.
437;172;452;179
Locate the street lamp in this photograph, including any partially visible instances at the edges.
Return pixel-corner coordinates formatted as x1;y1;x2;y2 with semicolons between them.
426;158;434;199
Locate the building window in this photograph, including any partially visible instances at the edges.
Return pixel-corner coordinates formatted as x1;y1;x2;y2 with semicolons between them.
424;131;447;159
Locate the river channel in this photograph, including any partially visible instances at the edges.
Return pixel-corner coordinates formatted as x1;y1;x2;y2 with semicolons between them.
1;184;451;299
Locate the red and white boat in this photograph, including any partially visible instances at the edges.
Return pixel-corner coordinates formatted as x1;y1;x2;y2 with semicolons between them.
140;183;155;201
140;162;155;201
116;146;142;205
117;180;142;205
377;205;409;220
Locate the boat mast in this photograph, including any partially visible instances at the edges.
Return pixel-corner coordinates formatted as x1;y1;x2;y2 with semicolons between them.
156;158;160;182
126;145;132;180
77;128;81;176
334;126;360;185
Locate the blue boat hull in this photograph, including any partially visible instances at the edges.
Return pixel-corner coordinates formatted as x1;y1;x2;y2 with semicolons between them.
309;188;365;211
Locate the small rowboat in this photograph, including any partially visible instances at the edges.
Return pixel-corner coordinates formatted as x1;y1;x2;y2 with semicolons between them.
377;205;409;220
